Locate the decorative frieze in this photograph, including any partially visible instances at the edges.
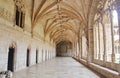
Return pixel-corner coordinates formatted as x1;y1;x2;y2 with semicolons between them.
0;7;14;22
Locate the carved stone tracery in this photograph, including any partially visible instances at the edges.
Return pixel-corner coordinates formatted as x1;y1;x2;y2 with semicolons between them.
14;0;25;13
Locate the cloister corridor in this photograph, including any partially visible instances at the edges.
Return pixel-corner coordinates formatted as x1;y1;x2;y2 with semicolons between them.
12;57;105;78
0;0;120;78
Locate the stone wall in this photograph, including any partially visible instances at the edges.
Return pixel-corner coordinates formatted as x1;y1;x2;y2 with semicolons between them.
0;24;56;72
0;0;56;72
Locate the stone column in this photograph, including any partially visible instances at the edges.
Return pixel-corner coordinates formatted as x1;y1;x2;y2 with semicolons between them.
101;22;107;65
109;8;115;63
87;26;94;63
98;21;101;60
76;42;79;59
74;42;77;58
78;38;82;59
116;1;120;52
94;26;98;59
80;36;83;59
115;0;120;73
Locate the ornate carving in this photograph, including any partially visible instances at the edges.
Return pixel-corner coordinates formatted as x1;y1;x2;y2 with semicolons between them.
0;7;14;22
14;0;25;12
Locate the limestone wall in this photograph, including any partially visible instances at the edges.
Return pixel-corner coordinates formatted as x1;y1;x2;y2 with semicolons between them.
0;0;56;72
0;24;56;71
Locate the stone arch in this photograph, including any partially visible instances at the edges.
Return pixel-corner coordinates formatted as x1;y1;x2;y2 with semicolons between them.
56;41;72;57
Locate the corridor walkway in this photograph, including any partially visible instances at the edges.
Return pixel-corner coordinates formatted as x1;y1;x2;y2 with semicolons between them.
12;57;104;78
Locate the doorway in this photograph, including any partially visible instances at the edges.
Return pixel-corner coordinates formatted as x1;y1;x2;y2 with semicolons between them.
36;50;38;64
7;47;15;72
56;41;72;57
26;49;30;67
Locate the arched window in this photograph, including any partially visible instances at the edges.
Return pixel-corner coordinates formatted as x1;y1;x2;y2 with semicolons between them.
15;5;25;28
93;0;120;72
105;13;112;62
94;21;104;60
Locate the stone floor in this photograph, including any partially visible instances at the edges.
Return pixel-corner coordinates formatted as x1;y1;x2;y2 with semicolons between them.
12;57;104;78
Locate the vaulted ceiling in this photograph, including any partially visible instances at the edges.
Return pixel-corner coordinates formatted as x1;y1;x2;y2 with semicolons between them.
31;0;100;44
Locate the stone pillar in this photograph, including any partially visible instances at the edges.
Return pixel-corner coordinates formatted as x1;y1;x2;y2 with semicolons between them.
94;25;99;59
80;38;82;60
87;26;94;63
109;8;115;63
101;22;107;65
73;42;77;58
115;0;120;73
116;0;120;50
98;21;101;60
78;38;82;59
76;42;79;59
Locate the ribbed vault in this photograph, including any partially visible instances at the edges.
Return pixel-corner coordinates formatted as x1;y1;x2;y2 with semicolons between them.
31;0;100;45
